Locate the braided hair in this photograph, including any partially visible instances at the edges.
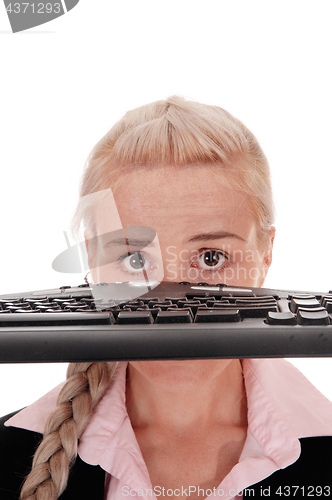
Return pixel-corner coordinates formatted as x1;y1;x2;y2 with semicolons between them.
20;362;117;499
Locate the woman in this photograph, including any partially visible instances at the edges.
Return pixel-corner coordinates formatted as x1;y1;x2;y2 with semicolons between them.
1;96;332;500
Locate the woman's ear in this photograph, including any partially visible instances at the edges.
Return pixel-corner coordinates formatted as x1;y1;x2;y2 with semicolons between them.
259;226;276;287
84;232;91;263
264;225;276;267
84;232;96;282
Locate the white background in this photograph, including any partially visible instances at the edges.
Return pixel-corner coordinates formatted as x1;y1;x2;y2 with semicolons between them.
0;1;331;416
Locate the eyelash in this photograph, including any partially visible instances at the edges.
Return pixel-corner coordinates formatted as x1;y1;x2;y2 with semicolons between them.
116;251;157;277
191;249;229;273
116;249;230;277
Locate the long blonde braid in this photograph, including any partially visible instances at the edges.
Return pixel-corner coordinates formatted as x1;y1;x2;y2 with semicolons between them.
20;361;117;500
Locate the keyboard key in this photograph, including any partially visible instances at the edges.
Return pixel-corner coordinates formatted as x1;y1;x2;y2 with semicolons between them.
237;305;278;318
15;309;41;313
35;304;61;311
123;303;147;311
156;310;193;323
321;295;332;307
137;307;161;320
266;312;297;325
288;293;316;300
44;309;67;313
290;298;321;313
81;298;96;306
6;305;31;312
147;299;163;307
140;297;159;304
24;297;48;305
0;312;114;326
183;303;206;315
207;300;230;307
297;310;331;326
177;299;201;307
165;297;182;304
235;299;277;306
234;296;276;304
177;300;202;313
195;309;241;323
96;300;119;310
33;301;60;307
297;306;326;313
204;303;278;318
194;296;215;304
325;301;332;313
0;299;22;306
116;311;154;324
152;302;173;311
52;298;76;306
126;300;145;307
64;303;90;311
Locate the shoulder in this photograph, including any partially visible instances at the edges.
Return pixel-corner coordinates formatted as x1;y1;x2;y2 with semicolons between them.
0;411;106;500
246;436;332;497
293;436;332;480
0;409;43;446
0;409;43;463
0;410;43;500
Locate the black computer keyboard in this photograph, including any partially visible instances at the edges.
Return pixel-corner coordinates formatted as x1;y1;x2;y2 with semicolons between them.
0;281;332;363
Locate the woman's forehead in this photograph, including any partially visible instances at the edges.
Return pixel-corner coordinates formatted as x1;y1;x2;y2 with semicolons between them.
114;165;237;197
94;169;254;241
117;167;248;210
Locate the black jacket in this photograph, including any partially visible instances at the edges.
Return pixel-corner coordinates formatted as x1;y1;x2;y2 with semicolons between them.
1;411;332;500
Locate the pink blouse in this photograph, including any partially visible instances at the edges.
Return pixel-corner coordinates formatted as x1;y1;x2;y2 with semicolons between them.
6;359;332;500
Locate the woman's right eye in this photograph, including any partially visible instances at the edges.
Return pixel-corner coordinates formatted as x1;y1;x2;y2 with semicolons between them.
122;252;146;271
117;252;156;276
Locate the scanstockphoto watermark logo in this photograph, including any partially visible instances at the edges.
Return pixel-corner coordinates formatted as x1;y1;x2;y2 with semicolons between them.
3;0;79;32
51;229;266;284
121;486;256;497
51;229;268;305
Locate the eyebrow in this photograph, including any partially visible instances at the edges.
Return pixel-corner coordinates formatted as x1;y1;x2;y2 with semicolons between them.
105;238;156;248
187;231;246;243
103;231;245;247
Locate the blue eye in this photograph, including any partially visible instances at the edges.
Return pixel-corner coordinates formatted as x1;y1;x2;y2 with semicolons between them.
118;252;148;275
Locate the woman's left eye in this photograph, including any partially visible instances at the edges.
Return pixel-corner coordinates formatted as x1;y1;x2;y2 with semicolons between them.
194;250;228;271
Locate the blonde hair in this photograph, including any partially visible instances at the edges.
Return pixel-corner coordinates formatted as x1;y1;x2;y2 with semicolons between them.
73;95;275;241
20;362;116;499
21;96;275;499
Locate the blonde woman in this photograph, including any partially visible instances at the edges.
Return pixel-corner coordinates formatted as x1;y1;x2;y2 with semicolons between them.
1;97;332;500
